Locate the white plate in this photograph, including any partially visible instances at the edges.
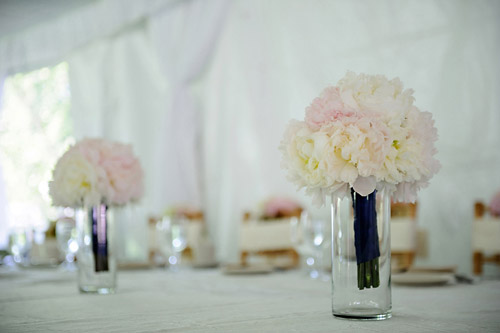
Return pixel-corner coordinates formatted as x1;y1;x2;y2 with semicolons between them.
392;272;454;286
222;264;273;275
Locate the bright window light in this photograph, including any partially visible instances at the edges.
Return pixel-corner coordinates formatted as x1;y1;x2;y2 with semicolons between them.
0;62;74;243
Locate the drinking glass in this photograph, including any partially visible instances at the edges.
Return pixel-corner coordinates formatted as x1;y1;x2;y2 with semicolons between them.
158;216;188;271
56;217;78;271
8;227;32;267
303;214;329;280
290;212;317;278
168;217;188;271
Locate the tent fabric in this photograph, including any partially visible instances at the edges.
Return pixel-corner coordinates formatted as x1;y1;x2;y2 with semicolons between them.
67;0;230;260
0;0;176;76
148;0;229;207
0;74;7;247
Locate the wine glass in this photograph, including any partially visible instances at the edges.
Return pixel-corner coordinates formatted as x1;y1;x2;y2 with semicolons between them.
290;211;315;277
302;214;328;280
8;227;32;267
158;216;188;271
56;217;78;271
167;217;188;271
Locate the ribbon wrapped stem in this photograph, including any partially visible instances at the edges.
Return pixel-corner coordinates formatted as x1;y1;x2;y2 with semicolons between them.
352;189;380;290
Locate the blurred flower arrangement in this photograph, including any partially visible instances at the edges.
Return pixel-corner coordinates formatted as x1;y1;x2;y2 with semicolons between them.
49;138;144;207
490;192;500;217
280;71;440;206
164;204;204;220
259;197;302;220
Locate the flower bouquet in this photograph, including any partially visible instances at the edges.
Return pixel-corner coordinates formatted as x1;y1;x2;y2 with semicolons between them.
49;138;143;293
280;72;439;319
260;197;303;220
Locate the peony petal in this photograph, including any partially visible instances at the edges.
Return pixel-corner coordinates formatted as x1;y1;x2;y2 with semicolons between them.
352;176;376;196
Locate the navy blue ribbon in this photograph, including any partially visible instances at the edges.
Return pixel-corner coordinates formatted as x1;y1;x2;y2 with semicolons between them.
91;204;109;272
352;189;380;265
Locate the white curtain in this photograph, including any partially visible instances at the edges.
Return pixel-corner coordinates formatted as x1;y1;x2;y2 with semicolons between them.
201;0;500;269
0;75;7;248
148;0;229;207
0;0;175;76
68;0;230;261
0;0;230;257
68;22;169;261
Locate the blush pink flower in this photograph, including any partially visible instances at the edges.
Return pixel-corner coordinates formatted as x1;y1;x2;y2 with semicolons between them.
100;142;144;205
490;192;500;217
50;138;144;207
305;87;354;130
280;72;440;204
263;197;302;218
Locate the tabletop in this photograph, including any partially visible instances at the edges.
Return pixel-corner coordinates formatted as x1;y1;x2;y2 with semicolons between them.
1;267;499;332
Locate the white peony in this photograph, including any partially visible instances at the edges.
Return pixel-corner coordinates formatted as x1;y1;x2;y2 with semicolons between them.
280;72;440;205
49;149;101;207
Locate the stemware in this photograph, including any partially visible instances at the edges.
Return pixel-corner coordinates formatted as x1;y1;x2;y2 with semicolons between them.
290;213;311;270
8;227;32;267
168;217;188;271
158;216;188;271
56;217;78;271
300;213;329;280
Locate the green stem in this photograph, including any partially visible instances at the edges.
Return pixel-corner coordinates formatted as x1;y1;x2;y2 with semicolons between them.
374;258;380;287
359;263;365;290
357;258;380;290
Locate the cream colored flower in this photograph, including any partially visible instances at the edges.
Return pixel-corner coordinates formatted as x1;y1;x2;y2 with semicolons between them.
49;149;101;207
280;72;439;204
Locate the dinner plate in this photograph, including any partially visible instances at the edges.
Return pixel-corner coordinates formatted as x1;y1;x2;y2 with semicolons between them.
392;272;454;286
222;264;273;275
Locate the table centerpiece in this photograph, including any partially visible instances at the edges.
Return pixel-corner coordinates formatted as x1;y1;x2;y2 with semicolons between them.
49;138;143;294
280;72;439;319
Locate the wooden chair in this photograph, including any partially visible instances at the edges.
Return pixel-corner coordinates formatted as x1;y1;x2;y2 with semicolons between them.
148;211;206;266
391;202;417;270
472;202;500;275
239;211;301;269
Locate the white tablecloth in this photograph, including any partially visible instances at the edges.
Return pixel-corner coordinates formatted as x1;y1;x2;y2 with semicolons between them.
1;267;499;332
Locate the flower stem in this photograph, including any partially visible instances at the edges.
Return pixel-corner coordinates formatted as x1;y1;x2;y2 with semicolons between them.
352;189;380;290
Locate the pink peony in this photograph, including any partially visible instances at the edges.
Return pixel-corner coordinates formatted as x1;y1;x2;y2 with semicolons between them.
305;87;354;130
263;197;302;218
50;138;144;207
280;72;440;204
100;142;143;205
490;192;500;217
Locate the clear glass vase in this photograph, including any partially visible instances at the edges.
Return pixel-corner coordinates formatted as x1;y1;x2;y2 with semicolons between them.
330;188;391;320
75;204;116;294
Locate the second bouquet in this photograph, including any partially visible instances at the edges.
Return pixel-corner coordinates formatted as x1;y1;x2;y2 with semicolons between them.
49;138;143;293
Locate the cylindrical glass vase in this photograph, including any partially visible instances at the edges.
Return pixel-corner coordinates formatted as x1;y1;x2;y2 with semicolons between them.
331;188;391;320
75;204;116;294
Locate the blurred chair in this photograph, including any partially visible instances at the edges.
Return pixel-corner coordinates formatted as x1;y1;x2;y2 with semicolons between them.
239;198;302;269
148;207;215;267
30;221;60;266
472;201;500;275
391;202;418;270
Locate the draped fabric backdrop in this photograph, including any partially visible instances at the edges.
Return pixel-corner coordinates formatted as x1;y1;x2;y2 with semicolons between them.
68;22;169;261
0;75;7;247
200;0;500;270
68;0;228;261
148;0;229;207
0;0;499;272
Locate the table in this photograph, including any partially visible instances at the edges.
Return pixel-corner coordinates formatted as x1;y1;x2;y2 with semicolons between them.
1;268;499;332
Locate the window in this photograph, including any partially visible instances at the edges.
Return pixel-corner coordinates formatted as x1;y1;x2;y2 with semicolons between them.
0;62;74;245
